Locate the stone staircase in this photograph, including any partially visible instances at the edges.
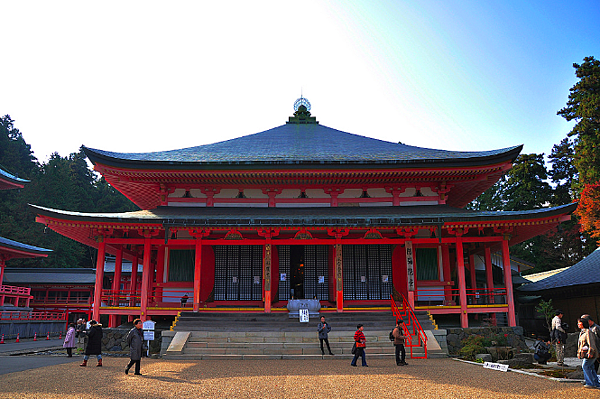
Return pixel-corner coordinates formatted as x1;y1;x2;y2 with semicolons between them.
161;311;446;360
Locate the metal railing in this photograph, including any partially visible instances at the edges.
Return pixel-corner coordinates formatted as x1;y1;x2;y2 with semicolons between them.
391;294;428;359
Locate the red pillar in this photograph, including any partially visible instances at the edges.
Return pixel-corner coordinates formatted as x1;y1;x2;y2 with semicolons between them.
456;240;468;328
263;242;272;313
335;243;343;312
109;248;123;327
502;239;517;327
130;256;139;307
0;259;5;286
193;238;202;312
92;240;106;322
155;245;165;303
140;238;151;321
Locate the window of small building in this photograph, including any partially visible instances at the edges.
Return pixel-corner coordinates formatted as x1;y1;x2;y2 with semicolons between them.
169;249;195;282
416;247;439;281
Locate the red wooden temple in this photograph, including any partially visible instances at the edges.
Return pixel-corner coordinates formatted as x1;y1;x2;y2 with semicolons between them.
30;99;575;328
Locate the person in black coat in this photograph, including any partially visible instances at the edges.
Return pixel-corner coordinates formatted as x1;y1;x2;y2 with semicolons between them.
80;320;103;367
125;319;145;375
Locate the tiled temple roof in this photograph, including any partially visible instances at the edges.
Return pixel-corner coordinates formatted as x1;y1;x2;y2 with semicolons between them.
0;166;29;190
31;202;576;228
3;268;95;285
519;247;600;291
83;123;522;169
0;236;52;257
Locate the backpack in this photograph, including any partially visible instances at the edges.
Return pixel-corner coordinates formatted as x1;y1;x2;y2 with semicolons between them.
389;329;395;341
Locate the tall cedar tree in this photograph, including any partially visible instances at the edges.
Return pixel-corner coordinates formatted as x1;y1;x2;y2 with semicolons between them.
0;115;138;268
558;56;600;242
557;56;600;192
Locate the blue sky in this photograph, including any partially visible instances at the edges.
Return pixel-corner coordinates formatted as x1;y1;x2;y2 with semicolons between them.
1;1;598;163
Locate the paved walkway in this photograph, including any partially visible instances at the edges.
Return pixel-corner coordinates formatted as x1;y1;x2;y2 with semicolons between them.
0;357;590;399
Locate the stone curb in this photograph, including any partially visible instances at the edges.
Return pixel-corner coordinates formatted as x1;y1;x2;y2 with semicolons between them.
452;357;584;384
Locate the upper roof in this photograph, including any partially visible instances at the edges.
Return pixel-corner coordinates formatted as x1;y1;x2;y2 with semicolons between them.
0;236;52;259
519;247;600;292
84;123;522;169
0;166;29;190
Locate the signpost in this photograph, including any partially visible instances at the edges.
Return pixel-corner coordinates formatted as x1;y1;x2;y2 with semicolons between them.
299;308;309;323
142;320;156;357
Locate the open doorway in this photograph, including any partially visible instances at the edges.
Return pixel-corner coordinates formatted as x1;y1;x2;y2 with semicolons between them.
290;246;304;299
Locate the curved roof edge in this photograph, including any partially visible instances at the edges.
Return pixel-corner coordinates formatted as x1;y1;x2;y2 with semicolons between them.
0;166;29;188
0;236;52;255
82;123;523;170
29;202;576;227
519;246;600;292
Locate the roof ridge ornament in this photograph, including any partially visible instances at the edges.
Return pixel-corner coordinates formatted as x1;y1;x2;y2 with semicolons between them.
287;96;318;125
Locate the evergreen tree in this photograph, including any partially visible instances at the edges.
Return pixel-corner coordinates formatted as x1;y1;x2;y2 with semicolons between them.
557;56;600;191
502;154;552;211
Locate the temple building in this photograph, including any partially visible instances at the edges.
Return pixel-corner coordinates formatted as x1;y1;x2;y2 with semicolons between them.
0;167;52;314
30;99;576;328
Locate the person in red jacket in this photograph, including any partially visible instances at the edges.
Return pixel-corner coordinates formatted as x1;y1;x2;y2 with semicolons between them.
351;324;368;367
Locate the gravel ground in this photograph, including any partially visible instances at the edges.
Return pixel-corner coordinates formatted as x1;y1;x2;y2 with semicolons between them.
0;357;588;399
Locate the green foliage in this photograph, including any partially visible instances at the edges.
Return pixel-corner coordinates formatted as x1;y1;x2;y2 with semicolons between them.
558;56;600;192
503;154;552;211
535;299;555;334
459;335;486;360
548;137;577;206
0;115;138;268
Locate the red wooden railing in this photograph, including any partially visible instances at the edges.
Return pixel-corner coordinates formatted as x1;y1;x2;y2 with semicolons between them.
391;294;428;359
0;285;31;295
0;311;66;321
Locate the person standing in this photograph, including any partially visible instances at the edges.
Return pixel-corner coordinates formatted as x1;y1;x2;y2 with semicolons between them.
76;318;86;349
577;318;600;389
551;310;566;366
63;323;77;357
80;320;103;367
317;316;334;356
393;318;408;366
125;319;144;376
582;314;600;373
350;324;367;367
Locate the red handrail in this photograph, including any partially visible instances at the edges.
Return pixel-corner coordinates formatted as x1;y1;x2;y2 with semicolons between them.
391;294;428;359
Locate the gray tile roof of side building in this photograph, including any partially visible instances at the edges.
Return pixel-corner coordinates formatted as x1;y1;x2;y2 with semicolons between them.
3;268;96;285
519;247;600;291
0;236;52;255
0;166;29;184
83;123;523;167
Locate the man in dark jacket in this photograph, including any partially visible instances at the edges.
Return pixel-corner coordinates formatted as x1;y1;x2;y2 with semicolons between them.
125;319;144;375
317;316;334;356
393;318;408;366
80;320;103;367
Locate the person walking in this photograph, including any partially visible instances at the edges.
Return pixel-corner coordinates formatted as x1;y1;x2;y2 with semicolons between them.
63;323;77;357
551;310;566;366
80;320;103;367
317;316;334;356
577;317;600;389
350;324;367;367
392;318;408;366
125;318;144;376
582;314;600;373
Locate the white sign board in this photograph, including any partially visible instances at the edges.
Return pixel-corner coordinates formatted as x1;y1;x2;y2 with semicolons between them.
143;320;155;330
299;308;309;323
143;330;155;341
483;362;509;372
